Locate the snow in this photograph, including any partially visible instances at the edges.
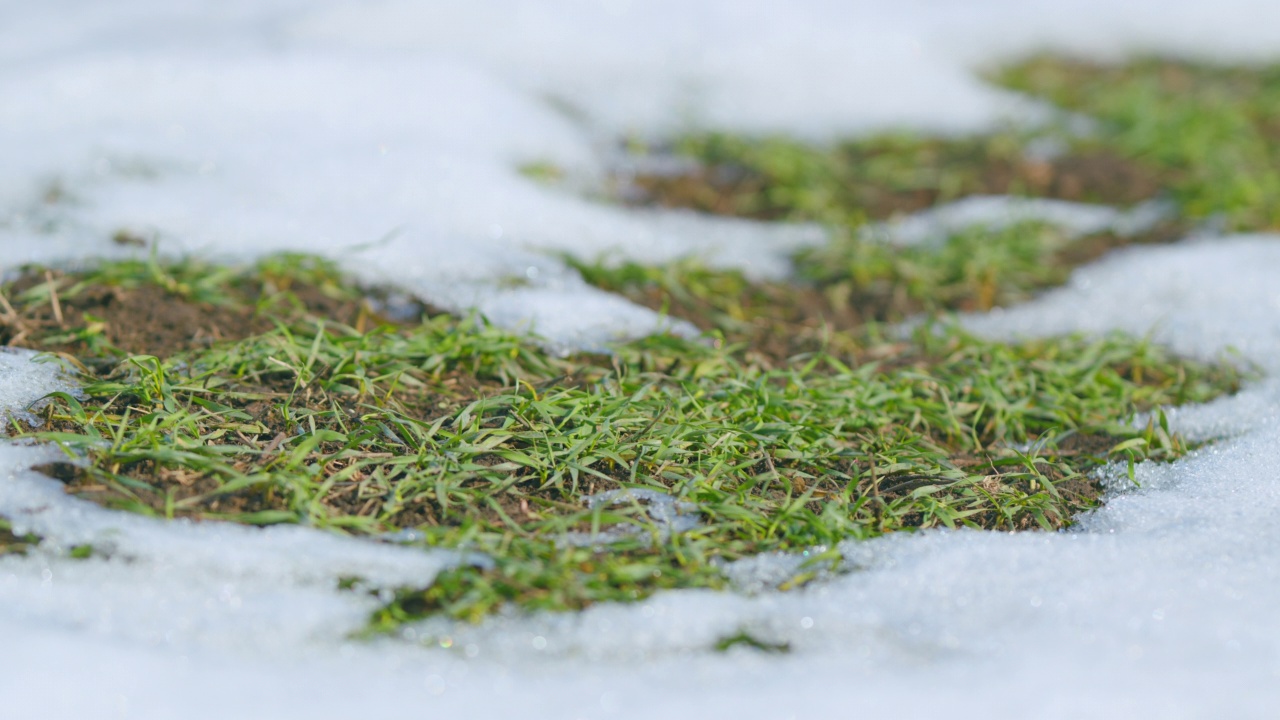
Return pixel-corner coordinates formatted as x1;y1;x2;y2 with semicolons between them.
863;196;1174;247
0;50;819;350
4;1;1280;717
0;349;79;426
567;488;702;545
965;235;1280;369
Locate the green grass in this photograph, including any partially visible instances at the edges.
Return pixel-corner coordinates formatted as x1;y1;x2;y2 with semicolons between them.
569;220;1130;366
995;57;1280;230
623;124;1164;224
613;133;1173;317
608;58;1280;317
806;221;1061;312
628;59;1280;233
1;254;1244;629
652;131;1036;224
619;59;1280;256
518;161;567;185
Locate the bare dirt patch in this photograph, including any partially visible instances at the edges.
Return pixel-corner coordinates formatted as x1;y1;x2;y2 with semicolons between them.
624;142;1165;221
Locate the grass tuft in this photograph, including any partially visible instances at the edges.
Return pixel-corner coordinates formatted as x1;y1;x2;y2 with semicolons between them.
0;252;1244;628
995;57;1280;230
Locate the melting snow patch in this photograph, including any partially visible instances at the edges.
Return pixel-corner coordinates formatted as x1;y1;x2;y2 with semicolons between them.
0;348;79;426
963;234;1280;368
0;439;461;654
862;195;1174;247
584;488;700;530
568;488;704;547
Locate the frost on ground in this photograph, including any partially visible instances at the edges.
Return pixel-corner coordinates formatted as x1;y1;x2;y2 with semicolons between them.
5;1;1280;718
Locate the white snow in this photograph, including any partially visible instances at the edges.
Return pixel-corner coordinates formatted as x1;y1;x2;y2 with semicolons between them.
863;196;1174;247
0;349;79;425
4;1;1280;718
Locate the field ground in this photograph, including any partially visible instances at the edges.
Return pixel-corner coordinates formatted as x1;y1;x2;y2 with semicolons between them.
3;57;1272;631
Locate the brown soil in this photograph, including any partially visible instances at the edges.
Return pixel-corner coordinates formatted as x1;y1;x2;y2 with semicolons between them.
0;519;39;556
5;282;272;359
607;137;1183;369
621;279;872;365
0;271;387;363
626;146;1164;222
1;266;521;529
596;224;1186;368
0;268;458;373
